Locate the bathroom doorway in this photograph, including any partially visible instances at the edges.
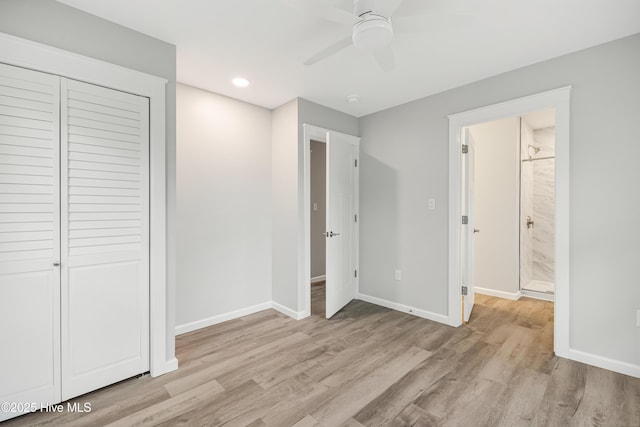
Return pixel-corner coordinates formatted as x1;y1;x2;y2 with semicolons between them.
448;87;570;356
519;110;556;300
461;109;556;309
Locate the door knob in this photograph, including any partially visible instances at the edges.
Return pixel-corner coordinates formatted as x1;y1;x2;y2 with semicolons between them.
53;262;60;267
473;229;480;234
329;231;340;237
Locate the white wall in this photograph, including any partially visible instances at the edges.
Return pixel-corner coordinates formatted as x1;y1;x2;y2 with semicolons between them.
176;84;272;330
0;0;178;363
469;118;520;296
359;33;640;368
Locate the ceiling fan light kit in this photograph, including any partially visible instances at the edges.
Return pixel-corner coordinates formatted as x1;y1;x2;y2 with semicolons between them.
352;13;394;51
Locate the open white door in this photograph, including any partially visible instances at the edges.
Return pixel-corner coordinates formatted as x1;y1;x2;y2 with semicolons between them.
325;131;358;319
462;129;476;322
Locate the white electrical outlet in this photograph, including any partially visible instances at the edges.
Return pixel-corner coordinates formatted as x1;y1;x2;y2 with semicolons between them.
395;270;402;281
428;198;436;210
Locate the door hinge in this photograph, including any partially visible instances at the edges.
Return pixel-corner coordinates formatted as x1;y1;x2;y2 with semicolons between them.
354;159;358;167
354;214;358;222
354;270;358;278
462;144;468;154
462;215;468;224
461;285;468;296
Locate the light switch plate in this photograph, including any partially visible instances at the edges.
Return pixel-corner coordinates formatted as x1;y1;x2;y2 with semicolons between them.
313;202;318;211
395;270;402;281
428;198;436;210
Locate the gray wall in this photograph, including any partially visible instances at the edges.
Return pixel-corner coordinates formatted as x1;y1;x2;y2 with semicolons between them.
271;98;359;313
271;99;299;310
176;84;271;329
359;33;640;366
310;141;326;279
0;0;177;361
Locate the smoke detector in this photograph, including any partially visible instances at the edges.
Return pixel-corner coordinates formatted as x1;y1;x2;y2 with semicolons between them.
346;94;360;103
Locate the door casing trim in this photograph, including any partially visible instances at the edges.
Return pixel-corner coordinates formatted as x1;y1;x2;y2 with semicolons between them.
447;86;571;358
0;32;177;377
302;124;360;318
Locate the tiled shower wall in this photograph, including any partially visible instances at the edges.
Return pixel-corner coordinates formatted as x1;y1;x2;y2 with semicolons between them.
520;120;534;288
531;127;555;282
520;123;555;288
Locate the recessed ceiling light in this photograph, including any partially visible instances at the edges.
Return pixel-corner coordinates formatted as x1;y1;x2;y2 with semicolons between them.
232;77;250;88
347;94;360;103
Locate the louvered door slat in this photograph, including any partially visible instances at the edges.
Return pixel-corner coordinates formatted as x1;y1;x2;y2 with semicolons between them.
0;104;54;121
0;94;54;113
0;143;53;157
68;140;140;157
68;99;140;121
0;134;54;149
0;84;54;103
69;107;140;128
61;78;149;401
0;63;60;422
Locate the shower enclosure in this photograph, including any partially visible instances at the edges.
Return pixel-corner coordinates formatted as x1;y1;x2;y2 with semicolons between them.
520;120;555;296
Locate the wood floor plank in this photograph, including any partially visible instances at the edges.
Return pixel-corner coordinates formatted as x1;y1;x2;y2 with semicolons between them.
352;347;458;425
477;324;536;384
163;331;310;396
5;292;640;427
310;347;432;425
104;380;225;426
389;403;441;427
483;367;550;426
533;358;588;426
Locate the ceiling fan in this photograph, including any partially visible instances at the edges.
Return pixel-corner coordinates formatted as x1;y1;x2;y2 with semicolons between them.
286;0;469;72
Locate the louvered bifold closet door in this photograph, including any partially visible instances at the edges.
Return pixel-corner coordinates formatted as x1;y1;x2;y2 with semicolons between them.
0;63;60;421
60;78;149;400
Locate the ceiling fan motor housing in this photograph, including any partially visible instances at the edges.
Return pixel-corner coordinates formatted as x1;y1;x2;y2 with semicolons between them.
352;13;394;51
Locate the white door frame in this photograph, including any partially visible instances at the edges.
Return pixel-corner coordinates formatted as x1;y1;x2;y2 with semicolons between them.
447;87;571;358
0;32;177;376
301;124;359;318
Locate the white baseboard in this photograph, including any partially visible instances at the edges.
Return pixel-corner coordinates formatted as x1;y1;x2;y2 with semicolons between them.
568;348;640;379
475;286;522;301
520;289;554;302
151;357;179;377
175;301;272;335
357;293;449;324
311;275;326;284
272;301;306;320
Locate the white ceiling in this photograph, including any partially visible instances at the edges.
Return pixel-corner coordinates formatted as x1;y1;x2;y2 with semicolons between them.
57;0;640;117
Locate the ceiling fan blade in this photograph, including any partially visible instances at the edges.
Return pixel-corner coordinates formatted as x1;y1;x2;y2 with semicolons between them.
394;13;473;34
283;0;355;25
376;0;406;17
391;0;452;18
372;45;395;72
304;36;353;66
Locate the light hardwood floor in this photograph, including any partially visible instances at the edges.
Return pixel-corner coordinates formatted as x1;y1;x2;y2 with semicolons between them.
4;291;640;426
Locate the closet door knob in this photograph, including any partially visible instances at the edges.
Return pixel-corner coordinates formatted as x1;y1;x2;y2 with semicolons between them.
53;262;60;267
